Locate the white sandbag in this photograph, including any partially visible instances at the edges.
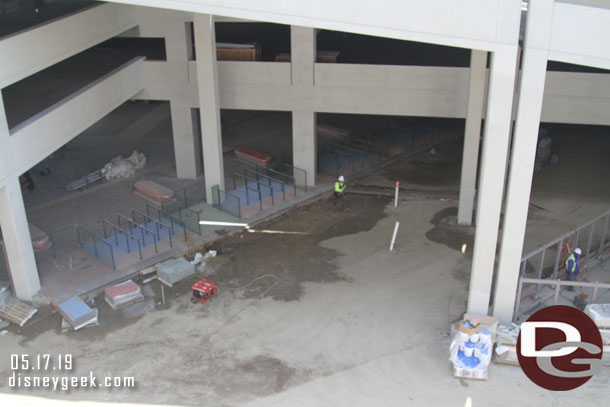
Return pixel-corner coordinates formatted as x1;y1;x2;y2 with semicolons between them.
128;150;147;169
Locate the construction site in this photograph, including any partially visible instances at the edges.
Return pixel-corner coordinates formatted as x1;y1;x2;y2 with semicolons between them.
0;1;609;406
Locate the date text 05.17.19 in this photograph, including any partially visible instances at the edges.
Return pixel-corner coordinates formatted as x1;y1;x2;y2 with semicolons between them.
11;354;73;371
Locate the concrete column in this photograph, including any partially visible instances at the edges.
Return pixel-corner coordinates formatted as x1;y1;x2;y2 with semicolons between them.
170;100;200;179
493;0;553;324
292;110;317;186
290;26;316;186
167;17;198;179
457;50;487;225
0;96;40;300
194;13;224;202
467;46;519;315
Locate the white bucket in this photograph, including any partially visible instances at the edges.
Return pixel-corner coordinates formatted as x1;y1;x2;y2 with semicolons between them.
453;364;465;376
461;368;473;377
473;366;486;379
470;333;480;343
464;346;474;357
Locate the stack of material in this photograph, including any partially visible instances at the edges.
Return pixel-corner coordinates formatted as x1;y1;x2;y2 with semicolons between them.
275;50;341;63
61;308;99;333
157;258;195;287
56;297;97;331
585;304;610;366
105;280;144;309
234;148;271;166
134;180;174;204
449;319;494;380
495;323;521;366
0;298;38;327
316;123;351;139
216;42;261;61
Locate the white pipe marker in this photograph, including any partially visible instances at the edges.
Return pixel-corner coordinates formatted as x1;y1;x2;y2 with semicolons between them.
394;181;400;207
389;220;400;251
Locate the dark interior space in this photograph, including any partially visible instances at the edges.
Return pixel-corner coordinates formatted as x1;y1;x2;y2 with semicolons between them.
317;30;471;67
214;22;291;62
0;0;96;38
95;37;166;61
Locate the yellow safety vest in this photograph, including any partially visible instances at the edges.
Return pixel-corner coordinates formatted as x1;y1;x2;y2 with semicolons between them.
334;181;344;193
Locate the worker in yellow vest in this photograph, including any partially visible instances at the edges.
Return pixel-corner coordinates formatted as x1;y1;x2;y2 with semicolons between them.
565;247;587;291
333;175;347;210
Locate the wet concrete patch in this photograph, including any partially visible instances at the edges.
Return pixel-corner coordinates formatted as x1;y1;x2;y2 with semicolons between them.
425;207;475;254
208;195;389;301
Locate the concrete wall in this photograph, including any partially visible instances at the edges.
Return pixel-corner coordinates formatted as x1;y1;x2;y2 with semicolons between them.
0;3;138;88
542;71;610;125
138;59;610;125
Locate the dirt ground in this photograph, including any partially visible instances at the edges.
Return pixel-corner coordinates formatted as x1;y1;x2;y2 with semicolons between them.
1;135;609;406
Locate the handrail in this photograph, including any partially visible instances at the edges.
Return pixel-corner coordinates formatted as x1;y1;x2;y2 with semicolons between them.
514;208;610;320
117;214;158;254
102;219;143;260
176;206;202;235
254;164;297;197
244;168;286;201
272;162;307;191
515;276;610;320
132;208;173;248
47;224;115;270
145;203;188;241
521;209;610;261
232;172;268;209
211;184;242;219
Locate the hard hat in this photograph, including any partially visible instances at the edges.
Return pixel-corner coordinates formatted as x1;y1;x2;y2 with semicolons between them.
574;248;582;255
338;175;345;182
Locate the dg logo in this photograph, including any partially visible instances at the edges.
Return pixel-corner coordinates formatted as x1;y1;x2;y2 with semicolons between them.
517;305;604;391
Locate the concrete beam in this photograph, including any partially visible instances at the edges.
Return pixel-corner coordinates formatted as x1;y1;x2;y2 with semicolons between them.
107;0;522;52
10;58;145;177
549;2;610;70
0;3;138;88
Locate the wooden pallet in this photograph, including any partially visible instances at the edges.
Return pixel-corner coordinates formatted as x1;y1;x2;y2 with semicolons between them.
0;299;38;327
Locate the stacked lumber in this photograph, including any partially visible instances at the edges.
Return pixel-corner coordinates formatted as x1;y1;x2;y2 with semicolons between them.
0;299;38;327
216;42;261;61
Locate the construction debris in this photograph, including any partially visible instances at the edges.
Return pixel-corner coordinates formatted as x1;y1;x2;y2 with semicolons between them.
0;282;11;308
103;150;147;180
0;318;9;329
105;280;144;309
66;150;147;191
0;298;38;327
585;304;610;328
494;324;520;366
56;297;96;331
157;258;195;287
